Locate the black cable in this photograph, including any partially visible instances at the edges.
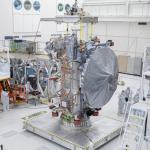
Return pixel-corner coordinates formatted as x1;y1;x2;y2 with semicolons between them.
0;144;3;150
144;113;148;137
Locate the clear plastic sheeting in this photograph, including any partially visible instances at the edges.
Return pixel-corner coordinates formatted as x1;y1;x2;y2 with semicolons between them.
83;47;118;108
64;34;78;60
0;56;10;79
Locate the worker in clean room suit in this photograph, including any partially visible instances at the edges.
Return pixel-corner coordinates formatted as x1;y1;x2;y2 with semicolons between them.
118;87;132;116
132;89;140;104
118;90;126;115
1;89;9;112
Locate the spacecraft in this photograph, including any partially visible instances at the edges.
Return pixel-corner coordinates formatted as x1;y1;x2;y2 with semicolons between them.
24;34;122;150
45;34;119;127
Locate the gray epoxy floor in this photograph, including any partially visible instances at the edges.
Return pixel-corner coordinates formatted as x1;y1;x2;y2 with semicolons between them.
0;74;150;150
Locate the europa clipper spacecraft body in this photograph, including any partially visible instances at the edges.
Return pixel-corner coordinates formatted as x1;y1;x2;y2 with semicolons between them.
46;35;119;127
23;35;121;150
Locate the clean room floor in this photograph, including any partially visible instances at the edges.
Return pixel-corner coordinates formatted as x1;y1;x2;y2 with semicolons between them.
0;74;149;150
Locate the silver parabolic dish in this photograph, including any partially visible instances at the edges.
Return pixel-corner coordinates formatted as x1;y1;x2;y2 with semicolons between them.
83;47;119;108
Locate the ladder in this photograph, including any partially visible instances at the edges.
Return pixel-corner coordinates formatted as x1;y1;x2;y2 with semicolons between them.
120;102;148;150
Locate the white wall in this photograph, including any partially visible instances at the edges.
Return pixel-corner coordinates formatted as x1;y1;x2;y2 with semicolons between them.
40;0;57;42
93;22;150;57
0;0;84;44
83;0;150;57
0;0;41;46
0;0;13;40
